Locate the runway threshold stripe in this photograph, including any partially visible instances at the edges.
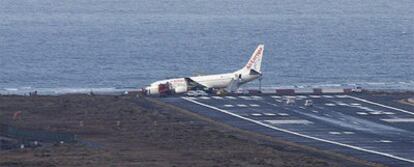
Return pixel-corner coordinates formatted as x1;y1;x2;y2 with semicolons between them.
181;97;414;164
347;96;414;116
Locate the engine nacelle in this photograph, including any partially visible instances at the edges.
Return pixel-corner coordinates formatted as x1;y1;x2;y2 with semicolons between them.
173;86;188;94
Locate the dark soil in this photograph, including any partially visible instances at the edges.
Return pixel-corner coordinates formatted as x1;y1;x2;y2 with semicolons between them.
0;95;382;167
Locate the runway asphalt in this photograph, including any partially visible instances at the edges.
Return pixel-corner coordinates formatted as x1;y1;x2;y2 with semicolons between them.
161;93;414;167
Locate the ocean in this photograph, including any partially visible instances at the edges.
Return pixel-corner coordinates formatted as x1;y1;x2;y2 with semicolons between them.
1;0;413;92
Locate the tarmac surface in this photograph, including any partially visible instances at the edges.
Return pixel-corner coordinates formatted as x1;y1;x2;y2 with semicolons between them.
162;93;414;167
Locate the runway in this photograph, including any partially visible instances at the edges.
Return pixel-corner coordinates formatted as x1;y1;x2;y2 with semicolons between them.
161;93;414;166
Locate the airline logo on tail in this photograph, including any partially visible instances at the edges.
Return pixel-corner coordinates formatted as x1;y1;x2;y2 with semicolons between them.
245;45;264;72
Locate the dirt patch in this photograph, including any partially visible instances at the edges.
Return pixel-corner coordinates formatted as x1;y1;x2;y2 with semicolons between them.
0;95;382;167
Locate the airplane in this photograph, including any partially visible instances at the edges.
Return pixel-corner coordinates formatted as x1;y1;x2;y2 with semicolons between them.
144;44;264;95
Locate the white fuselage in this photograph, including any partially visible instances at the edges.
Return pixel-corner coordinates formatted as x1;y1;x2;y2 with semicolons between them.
146;69;259;95
144;44;264;95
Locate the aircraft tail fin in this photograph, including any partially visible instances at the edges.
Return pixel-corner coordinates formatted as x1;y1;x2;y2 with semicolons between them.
243;44;264;73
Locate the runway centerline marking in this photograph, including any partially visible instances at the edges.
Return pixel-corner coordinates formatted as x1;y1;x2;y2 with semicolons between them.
348;95;414;116
381;118;414;123
181;97;414;164
264;119;312;125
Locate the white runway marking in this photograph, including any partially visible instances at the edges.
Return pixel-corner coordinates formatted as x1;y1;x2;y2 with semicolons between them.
330;131;355;135
182;97;414;164
336;95;348;98
225;96;237;100
381;118;414;123
251;113;262;116
264;120;312;125
237;104;248;107
310;95;321;98
263;113;277;116
325;103;336;106
348;95;414;116
249;104;260;107
329;132;341;135
252;96;263;100
284;96;296;99
370;111;384;115
377;140;393;143
343;131;355;135
357;112;369;115
323;95;334;98
336;102;348;106
278;113;289;116
212;96;224;99
297;95;307;99
350;103;361;106
383;112;395;115
271;96;281;99
224;104;234;107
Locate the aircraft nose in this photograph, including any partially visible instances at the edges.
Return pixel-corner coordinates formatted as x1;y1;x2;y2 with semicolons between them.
143;86;150;95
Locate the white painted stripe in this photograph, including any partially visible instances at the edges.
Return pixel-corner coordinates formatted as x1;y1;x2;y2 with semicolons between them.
356;112;368;115
350;103;361;106
343;131;355;135
325;103;336;106
278;113;289;116
323;95;334;98
263;113;277;116
251;113;262;116
237;104;248;107
336;102;348;106
297;95;307;99
264;120;312;125
252;96;263;100
336;95;348;98
181;97;414;164
348;95;414;116
271;96;281;99
383;112;395;115
310;95;321;98
377;140;393;143
249;104;260;107
329;132;341;135
224;104;234;107
381;118;414;123
212;96;224;99
225;96;237;99
284;96;296;99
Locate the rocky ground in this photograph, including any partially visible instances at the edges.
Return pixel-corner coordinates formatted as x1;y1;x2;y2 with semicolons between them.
0;94;381;167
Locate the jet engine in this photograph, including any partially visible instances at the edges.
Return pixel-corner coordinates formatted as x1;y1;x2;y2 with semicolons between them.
173;86;188;94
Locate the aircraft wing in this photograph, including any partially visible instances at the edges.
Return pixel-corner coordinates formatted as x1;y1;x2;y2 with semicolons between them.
185;77;208;90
